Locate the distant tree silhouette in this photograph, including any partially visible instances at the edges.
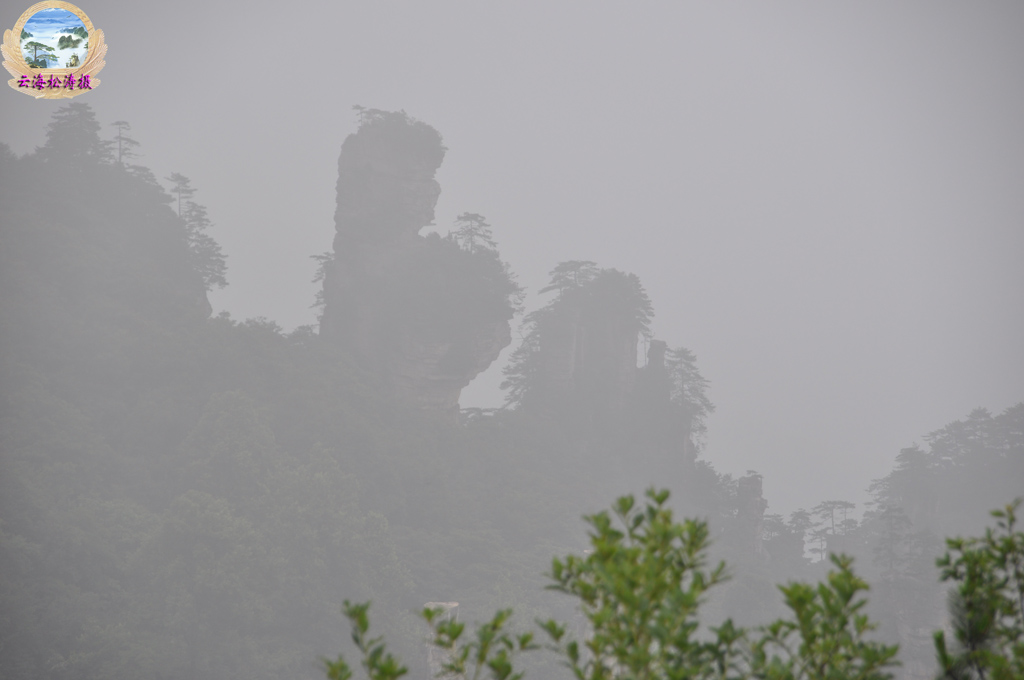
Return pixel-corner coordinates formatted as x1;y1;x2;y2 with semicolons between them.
786;508;814;559
182;201;228;290
870;504;914;579
37;102;114;166
665;346;714;454
812;499;858;557
450;212;497;254
166;173;227;290
110;121;141;165
538;260;600;296
166;172;196;217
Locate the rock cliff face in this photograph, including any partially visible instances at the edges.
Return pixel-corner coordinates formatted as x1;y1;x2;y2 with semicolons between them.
736;474;769;558
538;304;638;411
320;111;513;417
524;269;651;413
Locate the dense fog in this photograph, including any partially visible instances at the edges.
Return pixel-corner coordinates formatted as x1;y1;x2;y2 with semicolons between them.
1;3;1022;680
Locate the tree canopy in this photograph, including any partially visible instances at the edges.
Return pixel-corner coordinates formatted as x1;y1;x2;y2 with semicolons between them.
0;103;1020;680
166;171;229;290
37;101;114;166
23;40;58;68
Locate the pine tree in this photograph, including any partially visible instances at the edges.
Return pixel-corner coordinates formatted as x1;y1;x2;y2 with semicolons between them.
23;41;58;68
934;500;1024;679
538;260;600;296
166;172;196;217
450;212;497;254
110;121;142;165
37;102;114;166
166;173;227;291
665;346;715;454
182;201;228;290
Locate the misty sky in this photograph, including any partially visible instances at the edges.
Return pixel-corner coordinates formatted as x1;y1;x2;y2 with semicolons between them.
2;1;1022;518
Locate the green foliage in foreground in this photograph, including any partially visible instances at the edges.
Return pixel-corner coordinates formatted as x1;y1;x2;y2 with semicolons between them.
328;489;917;680
748;554;898;680
324;601;409;680
933;500;1024;680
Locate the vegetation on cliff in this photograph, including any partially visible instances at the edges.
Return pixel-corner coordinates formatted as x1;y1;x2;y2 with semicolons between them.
0;104;1019;680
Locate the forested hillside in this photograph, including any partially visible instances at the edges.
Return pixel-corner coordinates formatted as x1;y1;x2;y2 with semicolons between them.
0;104;1019;680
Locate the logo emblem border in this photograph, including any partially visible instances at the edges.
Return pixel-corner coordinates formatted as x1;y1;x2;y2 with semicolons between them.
3;1;106;99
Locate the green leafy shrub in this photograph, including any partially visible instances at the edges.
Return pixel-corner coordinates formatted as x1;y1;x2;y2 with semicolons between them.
933;500;1024;680
326;489;909;680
